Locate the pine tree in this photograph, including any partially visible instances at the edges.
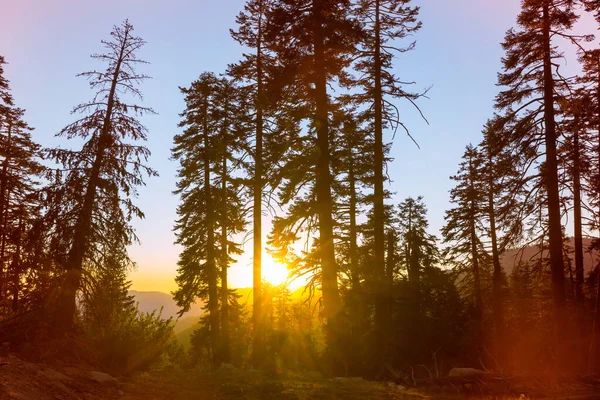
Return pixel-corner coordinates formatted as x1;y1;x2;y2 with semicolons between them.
47;20;156;333
442;144;488;349
397;196;438;318
266;0;360;359
479;117;524;355
229;0;271;364
173;73;221;365
173;74;247;365
0;65;43;312
351;0;425;356
494;0;586;339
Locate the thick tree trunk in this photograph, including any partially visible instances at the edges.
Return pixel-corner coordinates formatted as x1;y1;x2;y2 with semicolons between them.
372;0;388;360
221;106;230;364
313;0;340;357
56;30;128;333
203;99;220;367
252;5;264;367
542;1;566;332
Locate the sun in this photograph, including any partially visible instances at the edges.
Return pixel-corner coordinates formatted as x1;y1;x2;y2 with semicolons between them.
262;253;290;286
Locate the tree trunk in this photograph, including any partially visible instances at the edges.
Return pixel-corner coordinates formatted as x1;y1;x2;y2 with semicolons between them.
313;0;340;355
589;68;600;374
572;117;585;336
221;168;230;364
0;122;11;303
203;97;220;367
372;0;388;362
221;107;230;365
56;28;129;333
11;206;22;313
469;156;483;343
252;2;264;367
542;1;566;334
349;156;358;289
487;149;505;354
386;230;395;320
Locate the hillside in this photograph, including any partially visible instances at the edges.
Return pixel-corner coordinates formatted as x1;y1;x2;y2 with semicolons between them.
129;290;204;320
501;237;599;276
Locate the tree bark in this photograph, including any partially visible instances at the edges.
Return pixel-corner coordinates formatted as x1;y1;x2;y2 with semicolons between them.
469;156;483;341
487;149;505;353
11;205;22;312
572;117;584;310
252;1;264;367
0;122;11;303
221;112;230;365
203;96;220;366
542;1;566;331
313;0;341;358
372;0;388;361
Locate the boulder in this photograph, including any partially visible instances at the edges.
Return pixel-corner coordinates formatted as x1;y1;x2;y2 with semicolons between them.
38;368;72;383
88;371;119;387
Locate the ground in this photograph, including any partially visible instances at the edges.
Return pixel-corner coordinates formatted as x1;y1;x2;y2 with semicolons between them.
121;368;422;400
2;354;600;400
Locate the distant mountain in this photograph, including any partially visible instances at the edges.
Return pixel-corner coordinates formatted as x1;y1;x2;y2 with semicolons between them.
500;237;599;276
129;290;204;320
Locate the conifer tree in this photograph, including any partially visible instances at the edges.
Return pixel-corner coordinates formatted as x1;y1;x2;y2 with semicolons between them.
173;74;247;365
173;73;221;365
266;0;360;356
479;118;524;352
397;196;438;318
48;20;156;332
442;145;487;347
495;0;585;335
0;60;43;310
351;0;424;352
229;0;277;364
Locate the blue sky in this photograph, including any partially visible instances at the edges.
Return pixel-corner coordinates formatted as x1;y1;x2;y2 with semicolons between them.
1;0;545;292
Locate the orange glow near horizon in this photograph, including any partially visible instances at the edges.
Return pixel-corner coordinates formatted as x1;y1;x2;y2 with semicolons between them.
128;250;304;295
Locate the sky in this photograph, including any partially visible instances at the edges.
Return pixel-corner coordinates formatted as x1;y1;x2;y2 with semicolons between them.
1;0;592;293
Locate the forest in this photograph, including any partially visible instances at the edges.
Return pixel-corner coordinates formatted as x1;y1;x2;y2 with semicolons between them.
2;0;600;398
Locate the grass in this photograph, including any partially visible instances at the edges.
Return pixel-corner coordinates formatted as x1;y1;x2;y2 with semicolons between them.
121;368;427;400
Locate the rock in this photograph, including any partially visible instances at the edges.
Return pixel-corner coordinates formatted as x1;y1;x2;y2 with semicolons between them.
38;368;72;383
448;367;488;377
88;371;119;387
118;389;125;397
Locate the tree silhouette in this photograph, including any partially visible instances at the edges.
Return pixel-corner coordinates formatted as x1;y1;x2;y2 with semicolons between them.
442;144;488;350
47;20;156;333
351;0;424;359
266;0;360;361
495;0;586;345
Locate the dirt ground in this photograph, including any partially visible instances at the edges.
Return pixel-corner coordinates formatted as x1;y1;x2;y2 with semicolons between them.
2;354;600;400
